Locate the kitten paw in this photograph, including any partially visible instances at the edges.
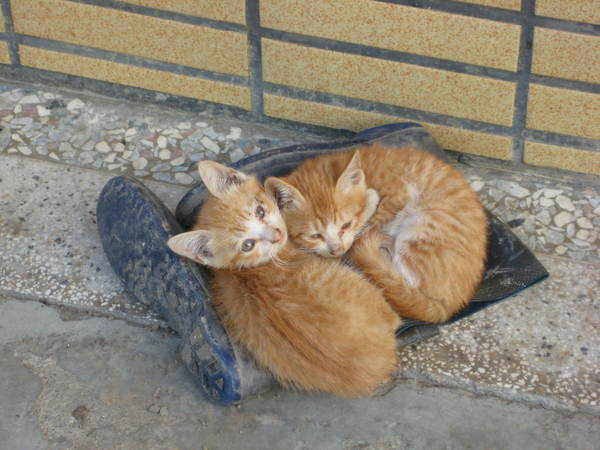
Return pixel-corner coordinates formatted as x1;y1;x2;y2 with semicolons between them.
358;188;380;228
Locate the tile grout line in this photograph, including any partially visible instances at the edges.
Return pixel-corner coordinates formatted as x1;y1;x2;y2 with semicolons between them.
511;0;536;163
530;74;600;96
246;0;264;117
524;130;600;153
264;82;514;136
1;0;19;65
67;0;247;33
261;28;517;82
18;36;250;87
378;0;600;36
260;28;599;95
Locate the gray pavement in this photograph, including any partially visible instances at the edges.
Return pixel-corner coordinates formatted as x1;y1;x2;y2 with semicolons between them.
2;297;599;450
1;79;599;448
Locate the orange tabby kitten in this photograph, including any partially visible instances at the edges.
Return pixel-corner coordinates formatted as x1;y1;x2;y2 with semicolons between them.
265;145;488;323
168;160;400;397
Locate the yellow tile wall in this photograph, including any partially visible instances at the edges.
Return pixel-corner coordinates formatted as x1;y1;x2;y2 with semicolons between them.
261;0;521;70
532;28;600;84
1;0;596;175
527;84;600;140
19;46;251;110
536;0;600;24
118;0;246;24
525;142;600;176
0;8;4;32
262;39;516;126
12;0;248;76
0;41;11;64
264;94;513;160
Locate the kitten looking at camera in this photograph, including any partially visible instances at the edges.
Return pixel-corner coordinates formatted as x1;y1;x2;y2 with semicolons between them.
168;160;400;397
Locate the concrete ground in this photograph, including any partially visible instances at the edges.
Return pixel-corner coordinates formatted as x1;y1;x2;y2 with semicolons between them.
2;297;598;450
0;79;599;449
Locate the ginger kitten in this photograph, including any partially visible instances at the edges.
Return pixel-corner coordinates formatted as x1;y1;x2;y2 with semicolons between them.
265;145;488;323
168;161;400;397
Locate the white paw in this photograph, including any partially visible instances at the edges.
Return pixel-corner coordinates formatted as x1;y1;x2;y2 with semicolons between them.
366;188;380;208
363;188;380;221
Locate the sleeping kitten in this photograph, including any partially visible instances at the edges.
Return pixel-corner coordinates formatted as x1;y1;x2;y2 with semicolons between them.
265;145;488;323
168;160;400;397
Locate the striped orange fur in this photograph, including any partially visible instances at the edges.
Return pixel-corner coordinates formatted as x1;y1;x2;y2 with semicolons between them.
168;161;400;397
266;145;488;323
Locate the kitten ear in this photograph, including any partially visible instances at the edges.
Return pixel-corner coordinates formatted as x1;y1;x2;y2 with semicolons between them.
265;177;306;210
336;151;365;193
167;230;215;265
197;160;248;199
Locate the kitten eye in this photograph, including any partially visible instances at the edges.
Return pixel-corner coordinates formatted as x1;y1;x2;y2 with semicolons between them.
255;205;265;219
241;239;256;252
341;220;352;230
310;233;323;240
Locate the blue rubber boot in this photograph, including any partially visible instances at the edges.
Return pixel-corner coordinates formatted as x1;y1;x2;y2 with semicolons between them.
97;176;273;405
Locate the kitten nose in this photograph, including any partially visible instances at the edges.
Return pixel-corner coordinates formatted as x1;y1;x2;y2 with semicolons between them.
329;247;344;256
271;228;283;243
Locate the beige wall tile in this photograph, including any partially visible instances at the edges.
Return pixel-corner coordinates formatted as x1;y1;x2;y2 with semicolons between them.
426;124;512;160
20;46;251;110
12;0;248;76
264;94;512;160
527;84;600;140
460;0;520;9
117;0;246;24
261;0;520;71
525;142;600;175
0;42;10;64
536;0;600;24
0;9;4;32
262;40;516;126
532;28;600;84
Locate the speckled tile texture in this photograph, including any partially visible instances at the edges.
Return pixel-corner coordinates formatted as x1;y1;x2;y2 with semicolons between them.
461;0;520;10
12;0;248;76
0;81;598;413
525;142;600;176
261;0;521;70
122;0;246;24
536;0;600;24
19;46;252;110
264;94;514;160
532;28;600;84
0;42;10;64
262;40;517;126
527;84;600;141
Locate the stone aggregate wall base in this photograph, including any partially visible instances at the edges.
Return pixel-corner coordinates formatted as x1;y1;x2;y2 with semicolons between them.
1;81;597;263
